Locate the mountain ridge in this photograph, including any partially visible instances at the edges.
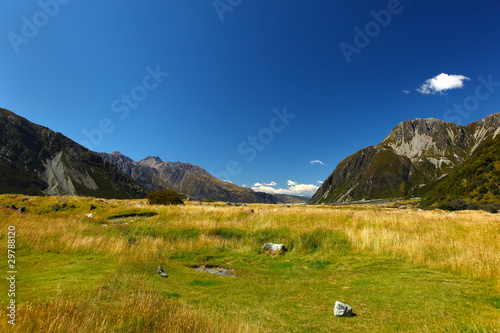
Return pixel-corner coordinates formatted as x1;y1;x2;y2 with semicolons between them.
100;151;283;203
310;113;500;204
0;108;148;199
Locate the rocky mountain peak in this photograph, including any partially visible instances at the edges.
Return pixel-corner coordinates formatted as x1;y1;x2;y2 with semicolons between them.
310;112;500;204
139;156;164;169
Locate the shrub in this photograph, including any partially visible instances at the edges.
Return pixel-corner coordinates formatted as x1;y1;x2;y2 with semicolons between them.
480;203;500;214
438;199;468;211
147;189;183;205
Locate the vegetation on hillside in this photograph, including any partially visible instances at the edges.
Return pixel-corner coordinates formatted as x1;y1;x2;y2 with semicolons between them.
422;136;500;212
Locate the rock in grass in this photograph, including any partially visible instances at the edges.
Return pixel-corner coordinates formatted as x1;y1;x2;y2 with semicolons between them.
334;301;355;317
90;204;97;211
17;207;26;213
261;243;287;253
157;266;169;278
52;203;60;211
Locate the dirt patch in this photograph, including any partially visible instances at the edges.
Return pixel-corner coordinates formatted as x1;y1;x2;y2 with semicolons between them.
192;265;236;277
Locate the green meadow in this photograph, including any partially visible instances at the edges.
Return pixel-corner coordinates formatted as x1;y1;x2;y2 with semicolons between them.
0;195;499;332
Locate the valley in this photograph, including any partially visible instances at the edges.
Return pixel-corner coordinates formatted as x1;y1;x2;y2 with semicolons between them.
0;195;498;332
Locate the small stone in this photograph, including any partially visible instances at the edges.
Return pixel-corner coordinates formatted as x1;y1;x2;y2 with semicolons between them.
246;209;254;214
52;204;60;211
261;243;287;253
334;301;355;317
90;205;96;211
10;205;17;210
157;266;169;277
22;198;29;202
86;213;94;218
17;207;26;213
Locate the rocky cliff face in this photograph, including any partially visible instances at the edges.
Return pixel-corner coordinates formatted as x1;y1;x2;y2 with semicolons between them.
100;152;279;203
310;113;500;204
0;108;148;198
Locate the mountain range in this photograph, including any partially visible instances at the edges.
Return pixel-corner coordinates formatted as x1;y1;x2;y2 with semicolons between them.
1;107;498;206
310;113;500;204
0;108;147;199
99;151;281;203
0;108;305;203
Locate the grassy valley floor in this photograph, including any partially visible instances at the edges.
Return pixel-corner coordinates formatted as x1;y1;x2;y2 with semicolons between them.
0;195;499;332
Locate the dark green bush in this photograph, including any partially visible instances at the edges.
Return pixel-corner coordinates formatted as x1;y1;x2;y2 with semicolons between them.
147;189;183;205
480;203;500;214
439;199;468;211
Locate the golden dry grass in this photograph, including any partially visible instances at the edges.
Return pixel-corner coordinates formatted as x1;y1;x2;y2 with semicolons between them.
1;196;499;332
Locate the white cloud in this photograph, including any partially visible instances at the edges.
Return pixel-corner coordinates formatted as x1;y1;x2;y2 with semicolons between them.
253;181;277;187
417;73;470;94
252;180;319;197
317;180;323;184
242;184;247;187
401;90;410;94
310;160;326;165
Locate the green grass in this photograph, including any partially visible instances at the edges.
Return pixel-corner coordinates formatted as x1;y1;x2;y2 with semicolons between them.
0;195;499;332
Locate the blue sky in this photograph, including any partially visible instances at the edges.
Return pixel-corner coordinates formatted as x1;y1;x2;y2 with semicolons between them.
1;0;500;197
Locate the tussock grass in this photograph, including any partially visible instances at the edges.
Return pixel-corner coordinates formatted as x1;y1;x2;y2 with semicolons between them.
1;195;499;332
344;209;500;283
2;280;256;333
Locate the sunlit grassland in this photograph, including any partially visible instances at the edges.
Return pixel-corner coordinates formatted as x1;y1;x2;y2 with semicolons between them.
0;195;499;332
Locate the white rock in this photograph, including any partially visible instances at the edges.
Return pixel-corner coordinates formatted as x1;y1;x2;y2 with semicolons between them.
86;213;94;218
261;243;287;252
334;301;354;317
